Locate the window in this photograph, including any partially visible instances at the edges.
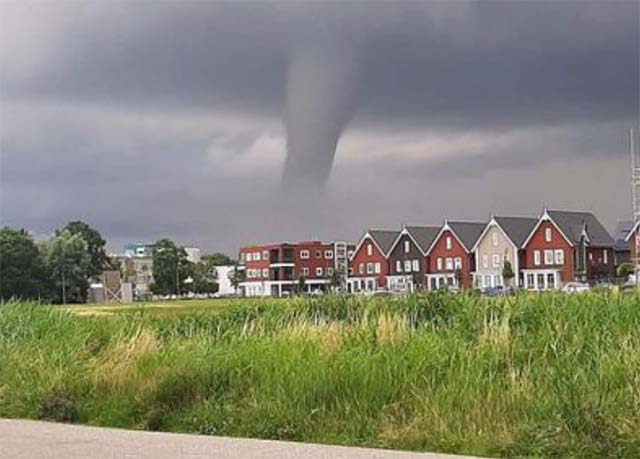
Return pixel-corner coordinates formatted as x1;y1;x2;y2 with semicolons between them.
437;257;443;270
396;260;402;272
554;249;564;265
446;258;454;270
484;275;492;288
494;275;502;287
492;254;501;268
537;273;545;289
492;232;499;247
302;267;309;276
544;250;554;265
246;253;252;262
545;228;552;242
367;244;373;256
262;250;269;260
300;250;310;259
547;273;556;289
603;250;608;264
262;268;269;278
324;250;333;259
316;250;322;258
404;240;410;253
366;262;373;274
374;262;381;274
589;252;594;262
404;260;411;272
412;260;420;272
327;267;334;276
482;255;489;269
255;252;261;261
526;273;535;289
316;267;324;277
454;257;462;270
446;236;452;250
240;253;245;262
534;250;541;266
358;264;364;275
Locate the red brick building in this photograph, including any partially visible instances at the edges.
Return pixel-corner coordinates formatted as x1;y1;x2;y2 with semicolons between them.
239;241;352;297
348;230;399;293
425;221;486;291
521;210;615;290
386;225;440;292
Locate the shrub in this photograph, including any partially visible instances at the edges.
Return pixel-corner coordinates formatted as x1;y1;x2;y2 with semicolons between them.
38;393;78;423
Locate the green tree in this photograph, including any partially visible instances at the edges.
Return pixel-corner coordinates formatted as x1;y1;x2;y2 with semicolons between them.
202;253;234;266
41;230;91;304
228;265;245;296
0;227;47;301
502;260;515;287
192;258;219;294
61;221;112;278
617;262;634;279
295;275;307;295
150;239;193;295
327;268;344;292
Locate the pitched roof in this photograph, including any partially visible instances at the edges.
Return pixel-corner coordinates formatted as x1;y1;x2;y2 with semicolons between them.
404;226;441;253
494;216;538;248
614;220;633;251
547;210;614;247
368;229;401;255
447;221;486;251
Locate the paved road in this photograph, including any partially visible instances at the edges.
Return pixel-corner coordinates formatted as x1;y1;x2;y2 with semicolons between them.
0;419;482;459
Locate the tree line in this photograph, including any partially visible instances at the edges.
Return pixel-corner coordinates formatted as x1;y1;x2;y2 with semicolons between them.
0;222;235;304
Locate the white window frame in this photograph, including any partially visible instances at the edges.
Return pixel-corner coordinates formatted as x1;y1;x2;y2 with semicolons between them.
358;264;364;275
262;268;269;278
534;250;541;266
246;253;252;262
366;262;373;274
554;249;564;265
302;267;309;276
404;260;411;272
255;252;261;261
454;257;462;270
396;260;402;272
324;250;333;259
374;262;381;274
412;259;420;272
404;240;410;254
327;267;334;276
445;258;454;270
437;257;443;270
262;250;269;260
603;250;608;264
300;250;310;259
492;254;500;268
316;267;324;277
446;236;452;250
367;244;373;256
544;249;554;265
482;255;489;269
545;228;552;242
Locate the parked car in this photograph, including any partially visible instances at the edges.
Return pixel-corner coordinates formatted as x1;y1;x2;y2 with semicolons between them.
482;286;515;297
561;282;590;294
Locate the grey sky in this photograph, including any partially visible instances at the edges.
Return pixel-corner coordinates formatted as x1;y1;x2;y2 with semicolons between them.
1;1;638;254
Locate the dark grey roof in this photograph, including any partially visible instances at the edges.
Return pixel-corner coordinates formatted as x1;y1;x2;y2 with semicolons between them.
368;230;400;255
448;221;487;251
494;216;538;248
613;220;633;251
405;226;441;253
547;210;615;247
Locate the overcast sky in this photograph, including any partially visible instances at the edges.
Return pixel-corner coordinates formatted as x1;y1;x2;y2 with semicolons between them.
1;1;638;255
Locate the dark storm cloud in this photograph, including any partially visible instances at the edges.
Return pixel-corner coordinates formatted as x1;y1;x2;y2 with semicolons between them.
1;1;638;252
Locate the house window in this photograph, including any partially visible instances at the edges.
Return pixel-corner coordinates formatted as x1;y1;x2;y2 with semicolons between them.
359;264;364;275
446;258;454;270
412;260;420;272
404;260;411;272
547;273;556;289
367;244;373;256
494;275;502;287
327;267;334;276
246;253;252;262
554;249;564;265
544;250;554;265
374;262;381;274
537;273;545;289
437;257;443;270
396;260;402;272
603;250;608;264
454;257;462;270
492;232;499;247
545;228;552;242
492;254;500;268
482;255;489;269
534;250;541;266
484;275;492;288
316;250;322;258
262;251;269;260
589;252;594;262
262;269;269;278
446;236;452;250
324;250;333;259
240;253;245;262
526;273;535;289
366;263;373;274
300;250;310;259
302;267;309;276
255;252;261;261
404;240;410;253
316;267;324;277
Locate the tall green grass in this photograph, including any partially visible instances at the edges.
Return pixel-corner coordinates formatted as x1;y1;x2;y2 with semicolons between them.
1;293;640;458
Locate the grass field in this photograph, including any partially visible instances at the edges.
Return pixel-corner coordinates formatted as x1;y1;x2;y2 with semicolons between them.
2;292;640;458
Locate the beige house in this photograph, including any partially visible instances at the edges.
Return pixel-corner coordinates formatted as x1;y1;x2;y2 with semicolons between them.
472;216;537;290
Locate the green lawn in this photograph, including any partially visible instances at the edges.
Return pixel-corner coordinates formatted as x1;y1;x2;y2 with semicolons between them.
2;292;640;458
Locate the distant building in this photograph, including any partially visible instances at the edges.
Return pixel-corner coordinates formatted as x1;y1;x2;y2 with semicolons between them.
113;242;155;298
613;220;633;266
215;265;237;296
184;247;201;263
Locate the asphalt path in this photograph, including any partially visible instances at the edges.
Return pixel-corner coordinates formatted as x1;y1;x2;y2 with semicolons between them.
0;419;484;459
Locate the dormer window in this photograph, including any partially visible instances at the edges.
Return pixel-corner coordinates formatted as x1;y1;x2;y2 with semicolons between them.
545;228;552;242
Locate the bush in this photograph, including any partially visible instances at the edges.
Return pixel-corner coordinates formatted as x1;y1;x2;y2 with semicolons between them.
38;393;78;423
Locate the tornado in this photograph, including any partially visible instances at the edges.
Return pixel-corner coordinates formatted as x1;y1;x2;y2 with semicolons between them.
281;39;359;192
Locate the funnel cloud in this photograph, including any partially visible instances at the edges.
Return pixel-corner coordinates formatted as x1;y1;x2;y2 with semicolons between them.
282;40;359;191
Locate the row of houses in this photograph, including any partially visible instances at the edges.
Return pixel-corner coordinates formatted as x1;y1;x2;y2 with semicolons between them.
238;209;624;297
